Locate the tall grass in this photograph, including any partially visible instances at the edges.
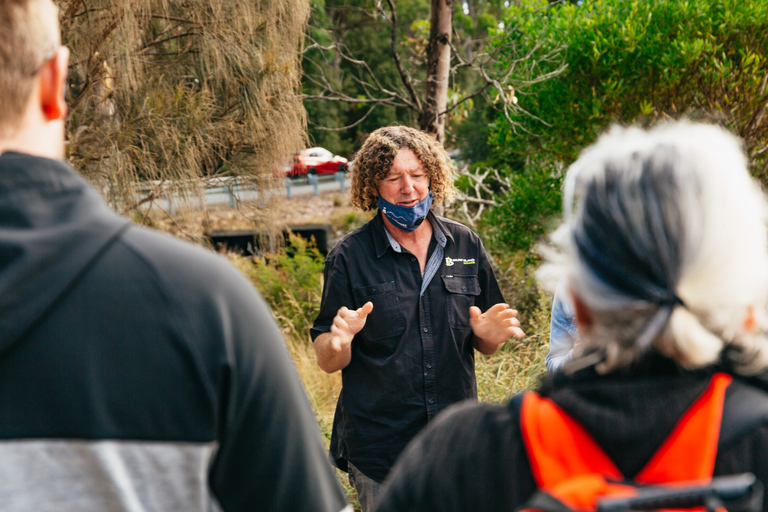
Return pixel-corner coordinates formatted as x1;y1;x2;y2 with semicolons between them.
229;235;342;428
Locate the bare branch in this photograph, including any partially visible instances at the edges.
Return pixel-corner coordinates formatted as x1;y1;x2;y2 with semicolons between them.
137;31;198;55
311;104;380;131
439;81;492;116
381;0;422;111
303;34;416;110
145;14;237;26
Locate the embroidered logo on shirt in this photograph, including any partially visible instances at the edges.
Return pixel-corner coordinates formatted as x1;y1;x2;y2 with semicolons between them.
445;257;475;266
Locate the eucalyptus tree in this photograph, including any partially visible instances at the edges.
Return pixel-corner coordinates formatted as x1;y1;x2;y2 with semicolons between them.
58;0;309;213
302;0;564;146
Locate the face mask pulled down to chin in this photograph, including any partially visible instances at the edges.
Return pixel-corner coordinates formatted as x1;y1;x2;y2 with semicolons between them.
377;191;433;232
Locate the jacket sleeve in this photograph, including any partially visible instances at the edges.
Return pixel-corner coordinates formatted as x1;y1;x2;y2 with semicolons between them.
205;265;348;512
546;280;579;374
310;250;353;342
475;234;506;312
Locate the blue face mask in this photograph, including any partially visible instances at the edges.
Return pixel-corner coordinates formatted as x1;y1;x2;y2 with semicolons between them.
377;191;433;232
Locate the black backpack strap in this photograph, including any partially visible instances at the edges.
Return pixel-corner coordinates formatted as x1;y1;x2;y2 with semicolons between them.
508;390;527;416
719;379;768;450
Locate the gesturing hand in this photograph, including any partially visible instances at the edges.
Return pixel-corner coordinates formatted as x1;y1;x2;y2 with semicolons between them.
330;301;374;352
469;303;525;350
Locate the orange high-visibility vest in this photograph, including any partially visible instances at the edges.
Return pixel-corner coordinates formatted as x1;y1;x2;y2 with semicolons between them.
519;373;733;512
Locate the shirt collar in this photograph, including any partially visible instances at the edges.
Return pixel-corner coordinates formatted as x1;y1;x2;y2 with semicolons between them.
373;211;449;257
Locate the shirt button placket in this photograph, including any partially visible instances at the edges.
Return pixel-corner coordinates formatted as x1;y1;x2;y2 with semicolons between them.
420;294;438;420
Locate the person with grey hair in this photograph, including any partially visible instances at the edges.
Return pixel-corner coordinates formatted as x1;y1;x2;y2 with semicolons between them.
375;120;768;512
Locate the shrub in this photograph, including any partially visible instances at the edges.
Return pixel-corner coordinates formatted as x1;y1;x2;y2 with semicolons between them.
480;162;562;253
465;0;768;273
491;0;768;173
231;233;325;343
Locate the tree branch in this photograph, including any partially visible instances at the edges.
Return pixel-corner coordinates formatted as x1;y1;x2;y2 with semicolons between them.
381;0;422;111
310;104;380;131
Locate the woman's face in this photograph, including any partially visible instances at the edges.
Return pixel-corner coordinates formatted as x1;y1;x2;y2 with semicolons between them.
376;148;429;206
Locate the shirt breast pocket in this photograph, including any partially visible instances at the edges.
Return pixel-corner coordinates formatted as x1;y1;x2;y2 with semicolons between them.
353;281;406;342
442;274;481;327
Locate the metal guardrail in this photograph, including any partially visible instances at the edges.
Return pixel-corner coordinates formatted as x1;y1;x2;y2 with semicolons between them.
135;172;349;214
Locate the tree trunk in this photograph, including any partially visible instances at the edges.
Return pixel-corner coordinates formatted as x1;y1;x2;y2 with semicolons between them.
421;0;453;144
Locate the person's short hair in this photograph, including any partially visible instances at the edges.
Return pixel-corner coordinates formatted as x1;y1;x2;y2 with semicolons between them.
541;121;768;374
0;0;60;136
350;126;456;211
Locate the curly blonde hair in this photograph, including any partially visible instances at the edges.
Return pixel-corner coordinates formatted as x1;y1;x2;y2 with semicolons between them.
350;126;456;211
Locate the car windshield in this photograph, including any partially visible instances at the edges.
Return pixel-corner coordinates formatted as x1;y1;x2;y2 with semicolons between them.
306;148;332;158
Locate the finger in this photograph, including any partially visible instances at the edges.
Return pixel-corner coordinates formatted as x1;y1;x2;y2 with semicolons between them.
332;318;351;340
332;315;349;329
511;326;525;338
494;308;517;321
358;301;374;319
469;306;482;319
486;303;509;314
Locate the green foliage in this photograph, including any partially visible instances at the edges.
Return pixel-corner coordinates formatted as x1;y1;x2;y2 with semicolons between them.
482;165;562;252
453;101;497;164
235;234;325;342
461;0;768;266
491;0;768;174
302;0;512;153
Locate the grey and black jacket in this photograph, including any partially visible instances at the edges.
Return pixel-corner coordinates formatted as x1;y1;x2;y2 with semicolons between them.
0;152;348;512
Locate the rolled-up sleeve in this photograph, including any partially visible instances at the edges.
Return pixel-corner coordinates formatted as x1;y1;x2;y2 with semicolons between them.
311;251;352;342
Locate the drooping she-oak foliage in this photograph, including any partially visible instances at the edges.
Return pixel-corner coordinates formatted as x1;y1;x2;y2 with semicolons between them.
478;0;768;253
58;0;309;212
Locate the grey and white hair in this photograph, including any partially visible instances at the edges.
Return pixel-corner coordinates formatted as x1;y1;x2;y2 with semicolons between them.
539;121;768;373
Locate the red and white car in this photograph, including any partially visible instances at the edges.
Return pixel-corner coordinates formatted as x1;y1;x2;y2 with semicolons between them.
287;147;349;177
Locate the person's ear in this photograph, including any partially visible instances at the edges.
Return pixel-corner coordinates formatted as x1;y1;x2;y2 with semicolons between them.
38;47;69;121
570;286;593;332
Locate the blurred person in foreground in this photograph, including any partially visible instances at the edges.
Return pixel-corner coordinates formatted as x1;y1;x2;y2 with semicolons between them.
376;121;768;512
0;1;348;510
311;126;525;511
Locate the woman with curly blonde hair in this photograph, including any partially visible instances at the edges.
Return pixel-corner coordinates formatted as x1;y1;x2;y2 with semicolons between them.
311;125;525;512
350;125;456;211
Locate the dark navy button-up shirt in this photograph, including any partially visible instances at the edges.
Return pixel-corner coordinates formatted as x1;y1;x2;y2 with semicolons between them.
311;212;505;482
